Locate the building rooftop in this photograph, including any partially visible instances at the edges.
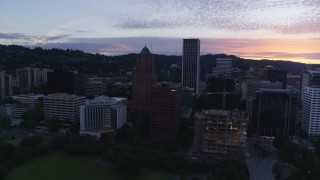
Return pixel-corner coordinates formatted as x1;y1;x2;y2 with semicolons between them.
12;93;44;99
84;96;127;105
306;70;320;76
140;46;152;55
44;93;85;100
80;127;114;133
153;81;181;88
196;109;246;120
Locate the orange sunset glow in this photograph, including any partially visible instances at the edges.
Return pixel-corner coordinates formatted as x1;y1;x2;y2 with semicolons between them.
202;38;320;64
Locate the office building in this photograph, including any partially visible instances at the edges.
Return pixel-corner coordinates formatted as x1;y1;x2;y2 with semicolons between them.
0;94;43;125
182;39;200;94
301;70;320;102
287;74;301;89
47;71;86;95
302;87;320;138
265;69;287;89
16;67;41;92
168;64;182;83
246;80;283;116
301;74;320;138
85;80;106;97
183;87;195;108
212;58;232;75
80;96;127;138
253;89;299;136
0;71;13;99
11;93;44;118
194;109;248;159
130;46;157;111
39;69;53;85
149;82;182;140
239;73;260;100
47;71;74;94
44;93;85;128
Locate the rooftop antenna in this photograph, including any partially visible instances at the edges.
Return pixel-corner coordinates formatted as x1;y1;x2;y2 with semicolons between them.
151;42;153;52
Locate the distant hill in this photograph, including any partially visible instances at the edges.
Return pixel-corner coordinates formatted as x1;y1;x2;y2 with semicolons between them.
0;44;304;76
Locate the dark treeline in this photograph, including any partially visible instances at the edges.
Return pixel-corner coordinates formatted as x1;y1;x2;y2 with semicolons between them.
0;134;249;180
1;45;304;77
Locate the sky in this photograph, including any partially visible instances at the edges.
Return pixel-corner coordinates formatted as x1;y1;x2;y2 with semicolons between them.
0;0;319;64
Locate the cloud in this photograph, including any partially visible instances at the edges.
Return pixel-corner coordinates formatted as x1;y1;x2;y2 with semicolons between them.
0;32;31;40
0;31;70;44
29;42;133;54
43;35;70;41
110;0;320;36
25;37;319;63
234;52;320;60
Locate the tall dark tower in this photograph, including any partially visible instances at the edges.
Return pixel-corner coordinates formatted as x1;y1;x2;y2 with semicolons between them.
182;39;200;94
130;46;157;111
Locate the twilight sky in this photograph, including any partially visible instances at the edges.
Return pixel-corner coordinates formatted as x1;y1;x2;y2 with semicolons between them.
0;0;319;64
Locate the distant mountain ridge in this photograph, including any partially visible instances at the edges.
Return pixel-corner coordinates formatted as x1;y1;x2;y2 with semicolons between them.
0;44;304;75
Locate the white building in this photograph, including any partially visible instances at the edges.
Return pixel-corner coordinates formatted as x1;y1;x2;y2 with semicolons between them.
44;93;85;127
182;39;200;94
11;94;44;118
0;94;43;125
80;96;127;138
302;87;320;137
301;70;320;103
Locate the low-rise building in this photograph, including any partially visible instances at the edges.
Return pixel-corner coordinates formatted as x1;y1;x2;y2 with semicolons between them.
80;96;127;138
85;80;106;97
44;93;85;128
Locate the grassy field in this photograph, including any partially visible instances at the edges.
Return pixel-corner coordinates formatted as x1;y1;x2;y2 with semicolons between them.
6;152;172;180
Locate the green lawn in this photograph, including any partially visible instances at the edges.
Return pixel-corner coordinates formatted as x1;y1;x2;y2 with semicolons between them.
6;152;172;180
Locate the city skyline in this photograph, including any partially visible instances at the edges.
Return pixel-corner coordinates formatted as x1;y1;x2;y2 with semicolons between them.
0;0;319;64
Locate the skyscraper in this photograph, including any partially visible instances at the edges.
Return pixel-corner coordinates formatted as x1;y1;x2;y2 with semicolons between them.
182;39;200;94
130;46;157;111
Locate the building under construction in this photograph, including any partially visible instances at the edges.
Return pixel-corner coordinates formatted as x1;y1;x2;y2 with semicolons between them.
194;109;248;160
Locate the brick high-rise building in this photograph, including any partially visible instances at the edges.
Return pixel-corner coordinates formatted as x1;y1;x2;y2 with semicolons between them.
149;82;182;140
130;46;157;111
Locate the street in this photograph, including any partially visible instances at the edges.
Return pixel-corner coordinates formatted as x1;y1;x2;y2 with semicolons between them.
245;139;279;180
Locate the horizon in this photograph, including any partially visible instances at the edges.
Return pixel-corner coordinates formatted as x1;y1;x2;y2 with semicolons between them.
1;43;316;65
1;0;319;64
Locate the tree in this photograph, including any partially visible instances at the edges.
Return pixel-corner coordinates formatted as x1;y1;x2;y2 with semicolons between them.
273;134;291;149
112;148;141;176
45;116;59;132
20;136;43;149
0;97;21;105
0;115;10;129
21;110;43;128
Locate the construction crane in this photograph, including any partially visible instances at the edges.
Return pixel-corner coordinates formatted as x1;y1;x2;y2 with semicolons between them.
204;86;238;110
